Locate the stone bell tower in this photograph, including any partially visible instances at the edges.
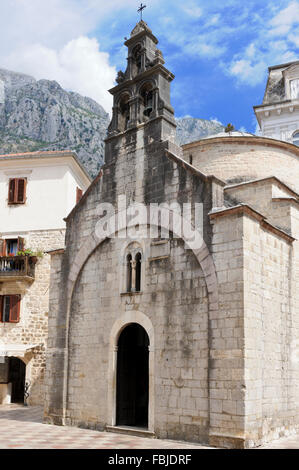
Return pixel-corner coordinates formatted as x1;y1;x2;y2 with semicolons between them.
106;20;176;154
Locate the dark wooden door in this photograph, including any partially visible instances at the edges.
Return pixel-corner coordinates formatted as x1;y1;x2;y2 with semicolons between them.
9;357;25;403
116;323;149;427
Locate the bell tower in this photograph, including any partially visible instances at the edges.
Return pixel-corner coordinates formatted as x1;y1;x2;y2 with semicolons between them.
106;20;176;146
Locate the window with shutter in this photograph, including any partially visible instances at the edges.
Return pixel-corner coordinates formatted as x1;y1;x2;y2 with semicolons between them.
17;237;25;252
0;295;21;323
8;179;15;203
9;295;21;323
0;239;6;256
8;178;27;204
17;179;26;203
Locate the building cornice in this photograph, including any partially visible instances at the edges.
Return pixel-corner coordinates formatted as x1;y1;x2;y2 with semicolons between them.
164;149;226;186
224;176;299;200
182;134;299;159
108;64;175;95
0;150;92;187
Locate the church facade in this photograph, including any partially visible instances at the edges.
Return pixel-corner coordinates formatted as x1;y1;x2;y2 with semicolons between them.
44;21;299;448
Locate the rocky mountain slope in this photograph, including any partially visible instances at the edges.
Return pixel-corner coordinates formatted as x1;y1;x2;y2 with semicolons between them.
0;69;110;177
176;117;224;145
0;68;224;178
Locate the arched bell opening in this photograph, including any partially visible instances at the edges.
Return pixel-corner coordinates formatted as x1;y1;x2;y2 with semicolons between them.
140;82;154;120
131;44;142;78
118;94;131;132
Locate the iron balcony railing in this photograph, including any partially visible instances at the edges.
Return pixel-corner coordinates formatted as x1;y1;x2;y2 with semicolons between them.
0;256;36;280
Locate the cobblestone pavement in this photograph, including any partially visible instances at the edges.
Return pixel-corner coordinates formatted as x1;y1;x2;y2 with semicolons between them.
1;405;298;449
0;405;210;449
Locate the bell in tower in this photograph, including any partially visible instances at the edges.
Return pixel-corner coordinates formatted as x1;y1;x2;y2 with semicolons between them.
106;19;176;142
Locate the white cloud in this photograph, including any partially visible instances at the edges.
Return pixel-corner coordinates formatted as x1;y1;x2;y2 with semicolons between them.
3;37;116;113
209;116;223;125
269;1;299;36
183;6;202;18
227;1;299;86
0;0;146;112
229;59;267;86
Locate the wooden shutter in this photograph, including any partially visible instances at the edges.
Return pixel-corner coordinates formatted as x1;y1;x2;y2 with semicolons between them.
76;187;83;204
16;178;26;203
9;295;21;323
17;237;25;252
8;179;16;203
8;178;26;204
0;239;6;256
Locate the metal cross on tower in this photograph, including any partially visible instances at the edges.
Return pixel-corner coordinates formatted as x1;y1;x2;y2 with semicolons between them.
138;3;146;20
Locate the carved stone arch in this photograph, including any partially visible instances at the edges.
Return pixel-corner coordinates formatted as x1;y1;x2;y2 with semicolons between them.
107;311;155;430
121;240;145;293
62;221;219;421
138;79;157;120
131;43;143;77
137;78;157;95
117;91;132;132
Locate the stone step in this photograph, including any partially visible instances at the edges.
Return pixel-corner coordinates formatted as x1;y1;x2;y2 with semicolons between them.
106;425;156;439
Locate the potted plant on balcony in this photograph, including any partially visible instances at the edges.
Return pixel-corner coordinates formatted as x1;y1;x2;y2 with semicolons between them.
16;249;43;264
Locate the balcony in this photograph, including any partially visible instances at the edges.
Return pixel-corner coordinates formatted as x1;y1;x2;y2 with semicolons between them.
0;256;36;282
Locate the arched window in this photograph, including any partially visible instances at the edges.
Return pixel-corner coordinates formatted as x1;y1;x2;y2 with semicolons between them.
118;94;130;132
126;254;132;292
140;83;154;119
292;131;299;147
132;44;142;77
135;252;142;292
124;246;142;293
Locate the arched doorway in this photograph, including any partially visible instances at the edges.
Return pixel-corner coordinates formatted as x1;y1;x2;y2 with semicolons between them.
116;323;149;428
9;357;25;404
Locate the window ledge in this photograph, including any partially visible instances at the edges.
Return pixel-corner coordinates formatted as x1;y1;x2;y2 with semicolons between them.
120;291;143;296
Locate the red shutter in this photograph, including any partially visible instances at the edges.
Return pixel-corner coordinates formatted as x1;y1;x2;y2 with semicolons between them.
8;179;16;203
76;187;83;204
16;178;26;203
0;296;3;322
8;178;26;204
0;239;6;256
9;295;21;323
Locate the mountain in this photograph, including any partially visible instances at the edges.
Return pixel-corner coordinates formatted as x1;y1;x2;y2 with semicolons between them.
175;117;224;146
0;69;224;178
0;69;109;177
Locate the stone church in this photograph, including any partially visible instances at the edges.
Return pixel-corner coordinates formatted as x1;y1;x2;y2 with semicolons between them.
44;20;299;448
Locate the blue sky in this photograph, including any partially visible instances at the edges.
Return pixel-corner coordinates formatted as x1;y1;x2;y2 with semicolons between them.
1;1;299;133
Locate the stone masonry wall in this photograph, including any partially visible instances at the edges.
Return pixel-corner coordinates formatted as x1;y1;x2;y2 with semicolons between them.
242;214;299;446
209;211;245;448
0;229;65;404
62;236;209;443
183;141;299;192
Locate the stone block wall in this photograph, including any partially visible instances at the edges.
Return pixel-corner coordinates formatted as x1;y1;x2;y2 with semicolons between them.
242;214;299;446
183;139;299;192
0;229;65;404
209;211;245;448
209;207;299;448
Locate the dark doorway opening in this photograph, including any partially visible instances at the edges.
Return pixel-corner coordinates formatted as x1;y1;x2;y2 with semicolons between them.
116;323;149;428
9;357;25;404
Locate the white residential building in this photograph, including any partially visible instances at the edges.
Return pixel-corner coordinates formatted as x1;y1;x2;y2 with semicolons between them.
0;150;91;405
254;60;299;145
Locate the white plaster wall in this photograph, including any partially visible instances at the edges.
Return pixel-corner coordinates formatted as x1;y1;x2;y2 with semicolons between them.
0;162;85;233
259;108;299;142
